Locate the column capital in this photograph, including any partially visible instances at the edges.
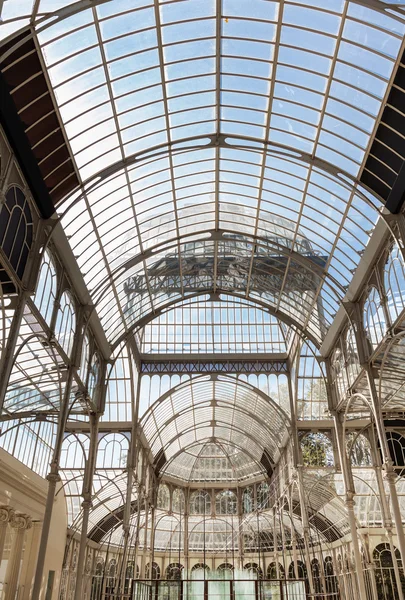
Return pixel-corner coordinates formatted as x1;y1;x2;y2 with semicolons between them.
383;465;397;482
10;514;32;532
0;505;15;524
46;472;61;484
345;493;355;509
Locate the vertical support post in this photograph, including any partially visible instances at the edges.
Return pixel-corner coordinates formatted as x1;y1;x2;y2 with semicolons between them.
0;291;28;413
278;503;289;578
184;491;189;574
74;412;100;600
31;465;61;600
369;429;404;600
149;504;156;577
272;508;279;579
295;468;314;595
333;413;368;599
352;298;405;575
133;483;143;580
0;506;14;566
365;367;405;570
287;369;314;591
141;499;149;579
290;526;299;579
131;371;143;582
32;307;93;600
237;506;244;571
119;368;138;595
20;521;42;600
4;514;32;600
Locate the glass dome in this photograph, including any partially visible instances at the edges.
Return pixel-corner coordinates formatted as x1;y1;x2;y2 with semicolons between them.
141;374;290;483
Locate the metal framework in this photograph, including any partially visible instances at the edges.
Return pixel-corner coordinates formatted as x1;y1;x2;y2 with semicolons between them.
2;2;405;600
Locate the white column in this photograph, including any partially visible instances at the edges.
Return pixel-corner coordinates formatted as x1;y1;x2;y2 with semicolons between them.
4;514;32;600
20;522;42;600
0;506;15;566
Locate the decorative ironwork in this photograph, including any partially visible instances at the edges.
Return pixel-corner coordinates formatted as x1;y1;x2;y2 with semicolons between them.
140;358;288;375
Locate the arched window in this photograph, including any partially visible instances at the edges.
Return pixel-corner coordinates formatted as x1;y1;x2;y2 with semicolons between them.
88;353;100;399
157;484;170;510
124;561;134;593
106;559;116;591
215;490;237;515
364;287;386;350
172;488;185;513
257;482;270;509
288;560;307;580
385;244;405;322
95;558;104;576
0;186;33;281
60;434;88;469
91;557;104;600
243;487;254;514
244;563;263;580
79;333;90;385
145;562;160;580
56;290;76;356
301;433;334;467
96;433;129;469
34;250;57;323
165;563;183;580
346;432;372;467
191;564;209;579
125;562;134;580
217;563;234;579
346;325;361;385
189;490;211;515
332;347;348;401
311;558;323;594
386;430;405;477
324;556;339;595
373;543;405;600
267;562;284;580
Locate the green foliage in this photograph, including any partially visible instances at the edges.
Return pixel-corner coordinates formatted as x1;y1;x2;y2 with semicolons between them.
301;433;333;467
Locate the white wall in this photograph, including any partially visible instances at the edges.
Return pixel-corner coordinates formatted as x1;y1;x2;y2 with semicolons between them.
0;448;67;600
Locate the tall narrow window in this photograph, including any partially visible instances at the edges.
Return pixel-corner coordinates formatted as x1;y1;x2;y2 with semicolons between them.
215;490;237;515
34;250;57;324
190;490;211;515
373;543;405;600
346;326;361;385
56;291;76;356
332;347;348;401
157;483;170;510
0;186;33;282
257;482;270;509
88;353;100;399
243;487;254;514
79;334;90;385
384;245;405;322
364;287;386;350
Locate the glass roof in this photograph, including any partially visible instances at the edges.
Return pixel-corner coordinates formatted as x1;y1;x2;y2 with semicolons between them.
80;471;351;547
137;296;289;354
141;374;290;482
1;0;402;347
164;440;266;482
2;306;76;415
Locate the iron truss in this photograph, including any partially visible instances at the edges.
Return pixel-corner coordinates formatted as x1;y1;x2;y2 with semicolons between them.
140;357;289;375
